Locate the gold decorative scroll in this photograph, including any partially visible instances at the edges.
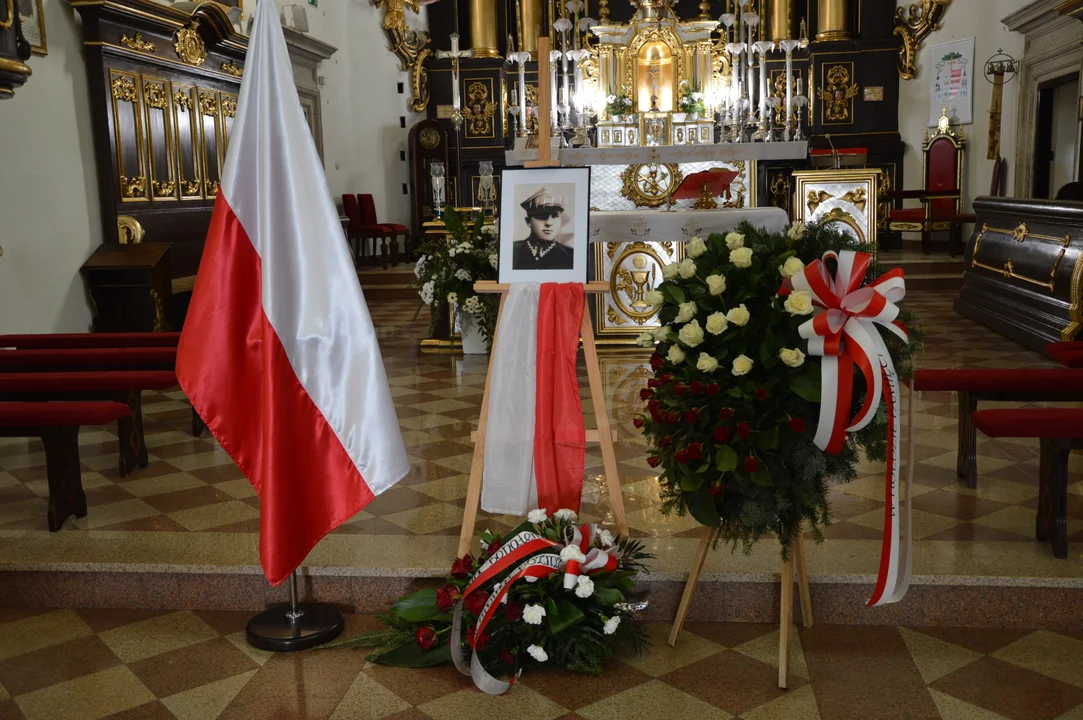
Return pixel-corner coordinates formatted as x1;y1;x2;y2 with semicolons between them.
152;180;176;197
374;0;432;113
198;91;218;116
221;95;237;119
120;176;147;198
120;33;156;53
768;170;791;213
621;163;683;208
462;80;495;136
181;179;202;196
174;19;206;67
817;64;859;122
116;215;145;244
895;0;952;80
841;188;867;212
143;81;167;110
111;76;137;102
221;60;243;78
172;89;193;111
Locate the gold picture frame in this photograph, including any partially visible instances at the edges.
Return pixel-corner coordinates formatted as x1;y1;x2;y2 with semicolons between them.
17;0;46;55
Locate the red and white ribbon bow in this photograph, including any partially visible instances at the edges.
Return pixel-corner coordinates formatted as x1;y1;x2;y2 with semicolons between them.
783;250;912;607
561;524;620;589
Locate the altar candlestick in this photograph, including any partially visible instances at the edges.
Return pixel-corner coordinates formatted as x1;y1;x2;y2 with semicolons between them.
518;57;528;122
550;49;560;128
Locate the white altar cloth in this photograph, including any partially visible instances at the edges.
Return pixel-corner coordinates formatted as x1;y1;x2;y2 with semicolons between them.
589;207;789;244
506;141;808;167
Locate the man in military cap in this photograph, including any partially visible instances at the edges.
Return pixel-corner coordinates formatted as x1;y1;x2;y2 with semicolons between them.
512;188;575;270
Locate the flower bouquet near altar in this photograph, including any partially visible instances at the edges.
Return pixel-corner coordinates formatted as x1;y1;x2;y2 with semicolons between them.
412;206;500;349
635;222;921;564
325;511;650;691
677;80;707;117
604;87;634;120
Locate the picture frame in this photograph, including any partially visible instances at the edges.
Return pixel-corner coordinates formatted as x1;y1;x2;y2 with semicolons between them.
928;37;974;127
498;166;591;285
16;0;46;55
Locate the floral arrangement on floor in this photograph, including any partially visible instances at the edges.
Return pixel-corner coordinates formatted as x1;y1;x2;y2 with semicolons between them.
677;81;707;117
605;87;634;118
325;510;650;692
412;206;500;349
634;221;921;556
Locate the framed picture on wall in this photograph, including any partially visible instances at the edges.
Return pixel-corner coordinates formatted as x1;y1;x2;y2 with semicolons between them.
17;0;46;55
928;37;975;126
498;166;591;284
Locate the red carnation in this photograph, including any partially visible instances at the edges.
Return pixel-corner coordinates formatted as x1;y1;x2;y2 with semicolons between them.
504;601;523;621
436;585;459;611
464;591;489;616
685;408;701;424
675;449;689;464
673;382;687;396
660;373;674;383
743;456;759;472
690;381;706;395
687;442;703;460
660;435;673;448
789;417;806;433
467;626;491;650
706;383;720;396
650;353;664;371
633;418;645;429
640;388;654;400
500;648;515;665
450;554;474;579
719;407;734;420
709;484;722;498
666;411;682;424
415;626;438;651
486;537;503;555
647;455;662;468
736;421;751;438
714;425;731;443
755;387;768;401
647;378;662;389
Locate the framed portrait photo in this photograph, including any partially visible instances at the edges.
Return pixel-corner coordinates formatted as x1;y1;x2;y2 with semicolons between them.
17;0;46;55
498;166;591;284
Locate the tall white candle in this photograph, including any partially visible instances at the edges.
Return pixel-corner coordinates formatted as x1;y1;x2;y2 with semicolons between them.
550;55;559;128
758;44;768;125
746;19;754;109
518;59;527;118
785;47;793;131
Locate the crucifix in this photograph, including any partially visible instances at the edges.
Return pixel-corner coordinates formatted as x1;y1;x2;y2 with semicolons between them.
647;62;661;111
436;33;474;131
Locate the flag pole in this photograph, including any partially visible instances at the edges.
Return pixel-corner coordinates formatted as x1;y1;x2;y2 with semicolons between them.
245;570;345;652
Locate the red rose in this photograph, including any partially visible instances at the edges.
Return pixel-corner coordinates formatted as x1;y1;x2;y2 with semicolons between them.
647;455;662;468
650;408;664;423
660;435;673;448
500;648;515;665
464;591;489;616
685;408;701;424
640;388;654;400
415;626;438;651
650;354;664;371
736;421;751;438
687;442;703;460
690;381;706;395
675;449;689;464
755;387;767;401
504;601;523;621
744;456;759;472
436;585;459;611
633;418;645;429
450;554;474;579
789;417;806;433
719;407;734;420
673;383;687;396
709;484;722;498
706;383;720;396
648;378;662;389
467;626;491;649
714;425;731;443
660;373;674;383
666;411;682;424
486;538;503;555
648;399;662;412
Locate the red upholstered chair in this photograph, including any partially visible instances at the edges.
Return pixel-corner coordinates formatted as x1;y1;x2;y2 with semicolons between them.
358;193;410;268
886;109;975;256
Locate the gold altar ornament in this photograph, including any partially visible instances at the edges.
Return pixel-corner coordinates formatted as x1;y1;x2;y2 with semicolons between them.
174;19;206;67
463;80;496;136
817;64;859;122
621;163;682;208
816;0;850;41
221;60;243;78
120;33;156;53
894;0;953;80
374;0;433;113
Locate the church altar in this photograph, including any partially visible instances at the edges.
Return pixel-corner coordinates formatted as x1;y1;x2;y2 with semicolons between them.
589;207;788;243
505;141;809;167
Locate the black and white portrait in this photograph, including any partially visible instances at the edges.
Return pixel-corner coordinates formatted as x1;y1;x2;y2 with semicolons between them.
499;167;590;284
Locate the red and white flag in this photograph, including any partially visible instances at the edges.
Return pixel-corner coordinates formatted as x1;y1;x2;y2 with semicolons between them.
177;2;409;586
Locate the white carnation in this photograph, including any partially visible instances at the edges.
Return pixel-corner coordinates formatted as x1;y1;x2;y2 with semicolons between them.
414;255;427;279
419;281;435;305
481;224;498;236
667;344;686;364
597;529;615;547
575;575;595;598
527;509;548;523
687;236;708;258
561;545;587;563
523;604;546;624
675;301;697;324
603;616;621;635
527;644;549;662
554;508;578;522
677;258;697;279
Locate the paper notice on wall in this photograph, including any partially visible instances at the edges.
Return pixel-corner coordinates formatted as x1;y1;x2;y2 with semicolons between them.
928;37;975;127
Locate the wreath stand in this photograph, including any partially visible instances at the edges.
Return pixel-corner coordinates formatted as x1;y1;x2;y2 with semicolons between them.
668;528;813;689
457;38;629;555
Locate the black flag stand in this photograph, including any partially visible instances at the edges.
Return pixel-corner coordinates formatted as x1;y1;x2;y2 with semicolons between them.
245;570;344;652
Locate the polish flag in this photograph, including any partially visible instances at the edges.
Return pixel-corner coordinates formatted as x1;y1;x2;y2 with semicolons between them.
176;2;409;585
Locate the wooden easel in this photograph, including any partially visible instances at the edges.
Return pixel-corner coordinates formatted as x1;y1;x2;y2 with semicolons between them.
456;39;629;556
668;528;813;689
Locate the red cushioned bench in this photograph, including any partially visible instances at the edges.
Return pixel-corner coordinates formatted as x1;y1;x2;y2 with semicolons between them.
0;401;131;531
912;368;1083;489
972;408;1083;559
0;370;178;477
1047;343;1083;369
0;333;180;349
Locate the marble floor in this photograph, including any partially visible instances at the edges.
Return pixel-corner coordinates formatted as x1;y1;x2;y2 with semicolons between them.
2;607;1083;720
0;294;1081;586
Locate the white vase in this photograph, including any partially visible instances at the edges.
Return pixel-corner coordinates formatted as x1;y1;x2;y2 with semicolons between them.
690;112;699;121
673;112;687;122
460;318;488;355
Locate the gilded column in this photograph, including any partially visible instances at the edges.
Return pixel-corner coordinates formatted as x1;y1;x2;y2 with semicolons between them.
816;0;849;41
521;0;542;56
767;0;793;42
469;0;500;57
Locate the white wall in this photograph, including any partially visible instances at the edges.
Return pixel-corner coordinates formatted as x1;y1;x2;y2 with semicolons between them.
1050;78;1079;196
896;0;1030;212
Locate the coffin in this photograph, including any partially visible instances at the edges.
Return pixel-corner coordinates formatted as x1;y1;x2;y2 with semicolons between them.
955;197;1083;353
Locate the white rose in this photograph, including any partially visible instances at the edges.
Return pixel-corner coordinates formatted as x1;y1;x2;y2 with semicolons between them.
523;604;546;624
687;236;708;258
678;258;697;279
732;354;754;376
678;320;705;348
645;290;665;306
696;353;719;372
489;253;499;269
661;262;680;280
554;508;578;522
597;529;615;547
705;274;727;296
779;257;805;279
575;576;595;598
730;247;753;268
527;644;549;662
447;291;458;305
779;347;806;368
527;509;548;523
784;290;815;316
636;332;655;348
725;232;745;250
667;344;686;364
652;325;672;342
603;616;621;635
675;301;697;324
560;545;587;563
726;304;750;326
787;221;807;240
705;312;729;335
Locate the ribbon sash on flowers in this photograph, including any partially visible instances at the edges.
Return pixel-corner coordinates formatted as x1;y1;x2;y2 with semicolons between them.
786;250;912;607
